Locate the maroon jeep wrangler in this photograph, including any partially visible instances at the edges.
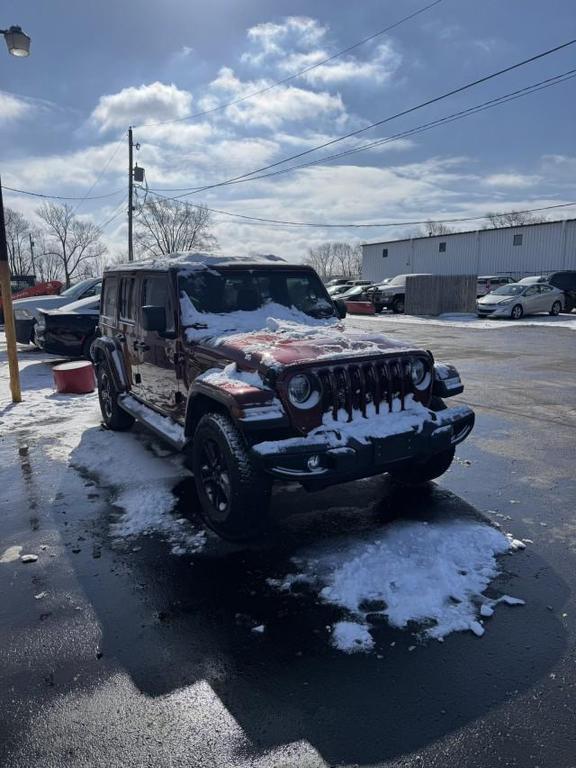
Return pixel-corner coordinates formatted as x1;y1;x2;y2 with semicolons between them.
93;254;474;539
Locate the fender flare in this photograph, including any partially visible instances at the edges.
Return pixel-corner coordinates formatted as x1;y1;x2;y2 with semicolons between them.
91;336;129;393
184;380;242;438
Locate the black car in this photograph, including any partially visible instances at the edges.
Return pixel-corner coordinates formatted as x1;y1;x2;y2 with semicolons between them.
36;296;100;358
546;271;576;312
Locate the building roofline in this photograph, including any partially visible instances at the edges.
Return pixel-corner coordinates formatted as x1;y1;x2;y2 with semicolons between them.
362;217;576;248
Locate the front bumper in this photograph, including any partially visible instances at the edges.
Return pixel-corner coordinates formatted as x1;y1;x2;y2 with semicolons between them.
476;302;513;318
14;317;35;344
253;404;474;484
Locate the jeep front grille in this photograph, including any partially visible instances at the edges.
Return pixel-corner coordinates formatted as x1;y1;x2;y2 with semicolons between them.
312;358;417;421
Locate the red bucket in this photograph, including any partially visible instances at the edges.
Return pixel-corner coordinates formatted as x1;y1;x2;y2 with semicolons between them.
52;360;96;394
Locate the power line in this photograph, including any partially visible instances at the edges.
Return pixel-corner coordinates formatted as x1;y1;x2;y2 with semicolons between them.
3;185;124;201
151;68;576;193
152;38;576;199
70;134;126;215
147;191;576;229
135;0;445;129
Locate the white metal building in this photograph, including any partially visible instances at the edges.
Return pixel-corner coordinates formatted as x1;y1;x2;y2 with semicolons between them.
362;218;576;282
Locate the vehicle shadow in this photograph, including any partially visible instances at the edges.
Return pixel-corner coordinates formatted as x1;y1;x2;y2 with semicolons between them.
63;427;570;766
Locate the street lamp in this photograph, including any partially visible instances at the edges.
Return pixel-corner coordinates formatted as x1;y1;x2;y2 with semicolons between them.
1;25;31;57
0;22;30;403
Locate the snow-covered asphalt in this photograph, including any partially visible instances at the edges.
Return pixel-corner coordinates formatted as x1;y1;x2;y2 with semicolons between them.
1;319;575;767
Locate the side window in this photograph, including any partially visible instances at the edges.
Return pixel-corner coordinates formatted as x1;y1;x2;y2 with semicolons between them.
525;286;537;296
142;275;174;331
513;234;523;246
81;281;102;298
119;277;136;322
540;285;553;293
102;277;119;320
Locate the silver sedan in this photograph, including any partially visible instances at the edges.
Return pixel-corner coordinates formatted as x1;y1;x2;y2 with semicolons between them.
477;282;564;319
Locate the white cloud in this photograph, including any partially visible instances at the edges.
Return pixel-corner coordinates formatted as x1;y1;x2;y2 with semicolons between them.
281;43;401;86
241;17;401;86
0;91;33;124
203;67;345;129
482;173;541;189
242;17;327;66
91;82;193;132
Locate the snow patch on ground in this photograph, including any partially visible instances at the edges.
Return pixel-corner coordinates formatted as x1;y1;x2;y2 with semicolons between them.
332;621;374;653
349;312;576;331
269;519;524;652
0;335;205;556
70;427;206;554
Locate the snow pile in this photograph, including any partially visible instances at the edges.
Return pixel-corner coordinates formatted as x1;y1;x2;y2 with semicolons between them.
197;362;266;390
350;312;576;331
269;519;525;652
70;427;206;554
180;292;338;344
254;395;446;453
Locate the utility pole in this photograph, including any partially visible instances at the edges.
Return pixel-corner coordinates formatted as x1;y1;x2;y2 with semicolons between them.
0;177;22;402
29;232;35;276
128;126;134;262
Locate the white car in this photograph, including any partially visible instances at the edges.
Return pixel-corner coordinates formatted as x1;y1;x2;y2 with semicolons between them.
477;283;564;319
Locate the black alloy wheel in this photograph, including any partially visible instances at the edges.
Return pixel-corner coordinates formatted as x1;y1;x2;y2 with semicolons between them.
191;412;271;540
96;362;134;431
198;438;231;522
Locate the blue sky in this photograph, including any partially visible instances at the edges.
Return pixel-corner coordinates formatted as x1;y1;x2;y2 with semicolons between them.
1;0;575;260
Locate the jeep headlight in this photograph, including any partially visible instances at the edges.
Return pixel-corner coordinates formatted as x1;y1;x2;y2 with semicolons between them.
287;374;319;408
410;358;430;390
14;308;34;320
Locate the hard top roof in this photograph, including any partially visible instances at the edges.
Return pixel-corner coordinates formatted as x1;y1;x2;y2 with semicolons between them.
103;251;301;275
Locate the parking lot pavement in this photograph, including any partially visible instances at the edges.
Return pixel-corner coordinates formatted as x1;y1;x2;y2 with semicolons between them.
1;323;576;768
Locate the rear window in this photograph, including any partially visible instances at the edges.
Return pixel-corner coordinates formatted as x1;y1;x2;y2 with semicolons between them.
102;277;119;319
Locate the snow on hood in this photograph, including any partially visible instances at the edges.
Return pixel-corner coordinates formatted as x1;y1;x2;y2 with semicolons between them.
44;295;100;315
180;293;417;370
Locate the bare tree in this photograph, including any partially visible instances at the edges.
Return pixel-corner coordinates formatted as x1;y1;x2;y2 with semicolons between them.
304;243;334;278
36;203;107;287
4;208;34;276
421;219;453;237
304;241;363;278
134;198;217;259
483;210;544;229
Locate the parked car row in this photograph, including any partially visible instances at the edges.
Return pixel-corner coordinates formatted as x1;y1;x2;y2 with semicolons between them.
325;271;576;319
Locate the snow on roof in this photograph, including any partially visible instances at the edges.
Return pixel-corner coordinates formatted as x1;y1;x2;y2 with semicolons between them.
105;252;288;273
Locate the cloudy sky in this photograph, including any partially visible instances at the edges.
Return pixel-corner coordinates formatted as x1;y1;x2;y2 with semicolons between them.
1;0;575;262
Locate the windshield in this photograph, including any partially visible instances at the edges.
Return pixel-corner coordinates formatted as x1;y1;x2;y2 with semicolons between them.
60;279;100;298
491;284;525;296
179;269;336;321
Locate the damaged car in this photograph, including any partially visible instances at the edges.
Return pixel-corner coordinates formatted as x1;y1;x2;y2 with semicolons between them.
93;254;474;539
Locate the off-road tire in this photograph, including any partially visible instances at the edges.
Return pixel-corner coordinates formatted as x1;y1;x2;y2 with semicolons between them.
191;412;271;540
96;361;134;431
388;446;455;485
550;300;562;316
391;296;405;314
511;304;523;320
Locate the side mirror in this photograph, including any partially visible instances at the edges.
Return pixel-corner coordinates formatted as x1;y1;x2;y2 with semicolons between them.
141;305;166;333
334;298;347;319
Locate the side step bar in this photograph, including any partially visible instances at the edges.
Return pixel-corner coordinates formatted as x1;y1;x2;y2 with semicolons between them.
118;394;186;451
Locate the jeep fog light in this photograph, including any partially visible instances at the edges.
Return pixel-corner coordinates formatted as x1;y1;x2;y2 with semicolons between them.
307;454;321;471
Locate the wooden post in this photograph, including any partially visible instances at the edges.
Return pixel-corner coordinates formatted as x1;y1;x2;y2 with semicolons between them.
0;177;22;402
